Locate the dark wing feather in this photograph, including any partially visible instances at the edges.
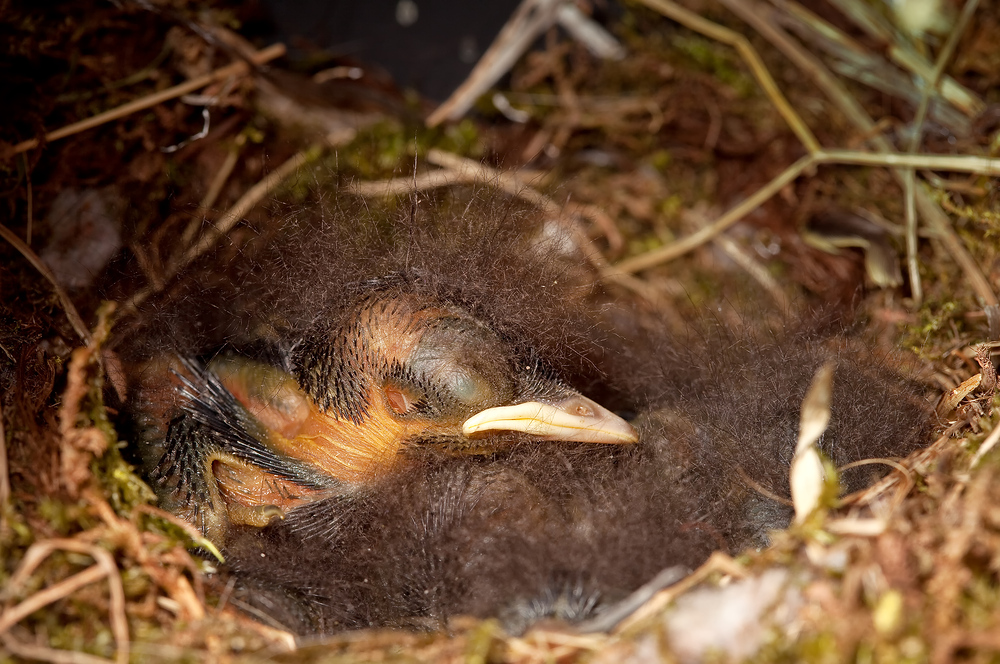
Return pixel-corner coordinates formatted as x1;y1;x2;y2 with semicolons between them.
166;357;338;492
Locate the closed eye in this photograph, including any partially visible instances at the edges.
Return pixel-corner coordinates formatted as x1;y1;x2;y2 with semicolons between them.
384;383;422;415
441;367;492;406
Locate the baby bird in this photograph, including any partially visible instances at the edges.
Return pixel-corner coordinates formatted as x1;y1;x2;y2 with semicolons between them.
120;194;932;635
219;321;932;635
130;285;636;543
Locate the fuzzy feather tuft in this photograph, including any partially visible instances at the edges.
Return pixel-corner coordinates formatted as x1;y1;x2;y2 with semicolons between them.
117;187;933;634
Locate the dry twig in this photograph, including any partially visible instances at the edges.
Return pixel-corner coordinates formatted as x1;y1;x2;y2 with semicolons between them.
1;539;129;664
901;0;981;306
427;0;622;126
617;551;748;633
7;43;286;158
0;224;92;345
122;144;323;314
722;0;997;307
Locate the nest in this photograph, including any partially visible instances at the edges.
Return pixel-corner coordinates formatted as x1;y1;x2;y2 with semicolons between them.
3;0;1000;661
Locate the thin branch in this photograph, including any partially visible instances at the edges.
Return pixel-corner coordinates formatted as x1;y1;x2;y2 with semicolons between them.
0;224;92;344
902;0;981;306
1;632;114;664
611;153;817;274
7;43;286;158
122;144;322;314
721;0;997;306
1;540;128;664
427;0;563;126
637;0;820;153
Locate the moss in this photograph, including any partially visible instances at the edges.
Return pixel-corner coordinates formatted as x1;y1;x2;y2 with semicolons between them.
338;118;484;181
901;300;959;358
465;618;504;664
672;34;756;98
37;496;97;536
648;149;673;174
961;572;1000;630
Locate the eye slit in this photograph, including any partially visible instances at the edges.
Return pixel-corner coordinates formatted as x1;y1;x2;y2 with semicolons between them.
446;369;489;405
385;385;419;415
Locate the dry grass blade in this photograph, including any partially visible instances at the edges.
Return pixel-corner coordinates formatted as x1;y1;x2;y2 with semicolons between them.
713;232;790;310
576;565;688;632
122;145;322;314
824;518;886;536
737;465;794;506
1;539;128;664
637;0;820;153
182;133;249;247
823;0;985;116
0;404;8;534
769;0;982;123
723;0;998;306
0;224;92;345
1;632;115;664
506;629;606;662
612;148;1000;275
969;424;1000;468
902;0;981;306
427;0;564;126
616;552;748;633
612;153;817;274
835;457;915;521
349;167;483;196
817;149;1000;175
6;43;286;158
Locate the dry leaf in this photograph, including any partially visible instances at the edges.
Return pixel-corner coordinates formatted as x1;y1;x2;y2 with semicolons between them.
790;362;835;523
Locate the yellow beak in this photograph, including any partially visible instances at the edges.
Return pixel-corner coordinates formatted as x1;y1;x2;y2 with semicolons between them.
462;394;639;444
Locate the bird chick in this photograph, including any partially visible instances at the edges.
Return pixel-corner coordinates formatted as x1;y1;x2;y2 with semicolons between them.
129;286;636;543
220;321;933;635
118;194;932;636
